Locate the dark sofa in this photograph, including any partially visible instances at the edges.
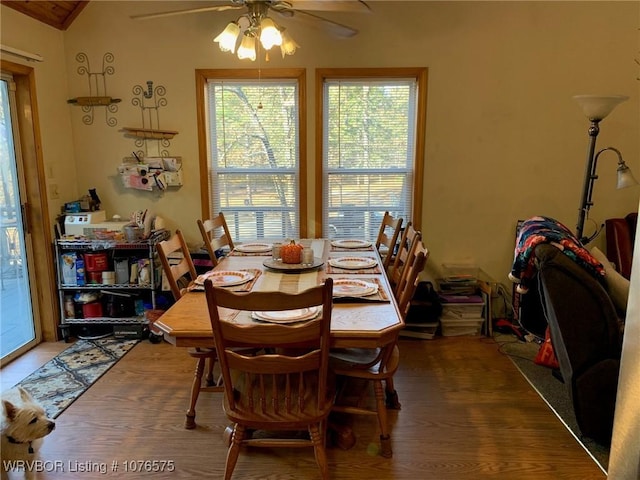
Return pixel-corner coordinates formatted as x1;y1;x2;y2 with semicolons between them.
519;243;622;445
605;212;637;279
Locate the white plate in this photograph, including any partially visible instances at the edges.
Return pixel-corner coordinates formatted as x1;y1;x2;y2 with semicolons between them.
331;239;372;249
332;279;378;298
329;257;377;270
195;270;254;287
234;242;272;253
252;306;320;324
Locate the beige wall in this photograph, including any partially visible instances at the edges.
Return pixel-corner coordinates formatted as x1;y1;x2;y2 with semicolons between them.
2;1;638;286
0;6;77;220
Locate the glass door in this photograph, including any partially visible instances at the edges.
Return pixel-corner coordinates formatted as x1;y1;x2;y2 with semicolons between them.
0;75;38;362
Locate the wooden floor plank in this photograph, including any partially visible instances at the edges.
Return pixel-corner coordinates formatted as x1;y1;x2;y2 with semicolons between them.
1;336;605;479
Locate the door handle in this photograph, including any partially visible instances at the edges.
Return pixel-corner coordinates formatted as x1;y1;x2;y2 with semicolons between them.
20;203;30;235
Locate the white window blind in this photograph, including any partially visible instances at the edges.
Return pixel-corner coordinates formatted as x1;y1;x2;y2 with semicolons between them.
322;78;417;240
206;79;300;241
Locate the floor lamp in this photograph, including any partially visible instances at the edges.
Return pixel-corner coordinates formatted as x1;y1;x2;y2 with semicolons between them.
573;94;638;244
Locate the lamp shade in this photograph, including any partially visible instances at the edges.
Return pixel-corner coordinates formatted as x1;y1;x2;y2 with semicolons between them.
280;30;299;58
237;33;257;61
214;22;240;53
573;95;629;121
617;163;639;189
259;18;282;50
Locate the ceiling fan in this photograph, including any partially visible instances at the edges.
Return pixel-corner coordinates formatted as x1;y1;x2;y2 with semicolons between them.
131;0;371;39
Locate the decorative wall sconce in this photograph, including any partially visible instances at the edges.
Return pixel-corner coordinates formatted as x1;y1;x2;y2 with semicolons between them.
121;80;178;158
67;52;120;126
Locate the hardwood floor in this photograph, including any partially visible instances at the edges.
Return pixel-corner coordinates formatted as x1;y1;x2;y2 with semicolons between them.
1;336;605;479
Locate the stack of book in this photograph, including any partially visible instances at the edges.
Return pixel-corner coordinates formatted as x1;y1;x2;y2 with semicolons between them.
438;264;479;295
439;293;485;336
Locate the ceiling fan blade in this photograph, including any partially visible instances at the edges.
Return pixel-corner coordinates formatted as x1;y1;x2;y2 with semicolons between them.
288;9;360;37
286;1;371;12
130;4;243;21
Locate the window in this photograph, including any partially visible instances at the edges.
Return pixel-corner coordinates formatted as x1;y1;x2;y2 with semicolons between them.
316;68;427;240
197;69;307;241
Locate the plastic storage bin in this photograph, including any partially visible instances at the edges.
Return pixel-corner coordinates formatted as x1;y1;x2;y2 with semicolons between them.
440;317;484;336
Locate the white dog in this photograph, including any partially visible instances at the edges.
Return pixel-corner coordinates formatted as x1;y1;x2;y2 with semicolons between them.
1;387;55;480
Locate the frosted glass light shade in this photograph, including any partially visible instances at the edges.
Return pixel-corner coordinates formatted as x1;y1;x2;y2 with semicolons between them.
573;95;629;121
214;22;240;53
617;163;639;189
237;34;256;61
259;18;282;50
280;30;299;57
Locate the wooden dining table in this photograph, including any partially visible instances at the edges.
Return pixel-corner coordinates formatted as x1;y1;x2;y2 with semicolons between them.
154;238;404;349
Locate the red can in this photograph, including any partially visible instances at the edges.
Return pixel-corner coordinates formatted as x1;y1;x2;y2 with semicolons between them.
84;252;109;272
87;271;102;284
82;302;103;318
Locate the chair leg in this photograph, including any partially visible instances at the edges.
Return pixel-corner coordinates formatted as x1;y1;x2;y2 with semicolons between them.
309;423;329;480
206;357;216;387
185;357;206;429
225;424;245;480
373;380;392;458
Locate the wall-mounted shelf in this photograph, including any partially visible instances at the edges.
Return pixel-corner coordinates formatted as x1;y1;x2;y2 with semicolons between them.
121;127;178;140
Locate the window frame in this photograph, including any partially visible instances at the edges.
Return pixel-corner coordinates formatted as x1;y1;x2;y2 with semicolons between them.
314;67;428;236
196;68;308;238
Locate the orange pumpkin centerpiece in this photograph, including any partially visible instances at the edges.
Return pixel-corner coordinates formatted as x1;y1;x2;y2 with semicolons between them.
281;240;304;264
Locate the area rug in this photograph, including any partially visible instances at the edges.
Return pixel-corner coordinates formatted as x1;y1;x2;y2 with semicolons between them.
11;338;138;419
495;333;609;473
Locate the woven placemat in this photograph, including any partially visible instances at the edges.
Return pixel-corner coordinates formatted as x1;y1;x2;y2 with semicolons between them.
332;277;390;303
326;256;382;274
188;269;262;292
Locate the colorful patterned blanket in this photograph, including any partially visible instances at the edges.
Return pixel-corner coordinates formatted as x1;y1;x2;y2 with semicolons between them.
509;216;605;293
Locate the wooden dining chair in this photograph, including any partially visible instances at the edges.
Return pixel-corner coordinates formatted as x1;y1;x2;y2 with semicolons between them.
157;229;223;429
375;211;403;270
329;241;428;459
396;239;430;319
197;212;235;268
204;278;335;480
388;222;421;297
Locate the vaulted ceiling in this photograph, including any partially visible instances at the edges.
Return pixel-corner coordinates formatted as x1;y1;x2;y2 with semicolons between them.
2;0;89;30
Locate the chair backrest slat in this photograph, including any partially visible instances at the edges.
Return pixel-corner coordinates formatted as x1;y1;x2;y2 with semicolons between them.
157;229;197;300
396;239;429;318
198;212;234;267
390;223;421;296
375;211;403;269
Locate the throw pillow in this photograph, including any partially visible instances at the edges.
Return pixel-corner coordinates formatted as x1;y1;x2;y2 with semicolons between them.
590;246;630;316
534;326;559;369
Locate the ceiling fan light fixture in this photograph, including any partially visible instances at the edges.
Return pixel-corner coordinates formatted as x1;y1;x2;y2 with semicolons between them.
214;21;241;53
280;29;299;58
237;33;257;61
259;17;283;50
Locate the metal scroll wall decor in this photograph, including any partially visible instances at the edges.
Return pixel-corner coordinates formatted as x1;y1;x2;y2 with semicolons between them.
67;52;120;126
128;81;175;158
